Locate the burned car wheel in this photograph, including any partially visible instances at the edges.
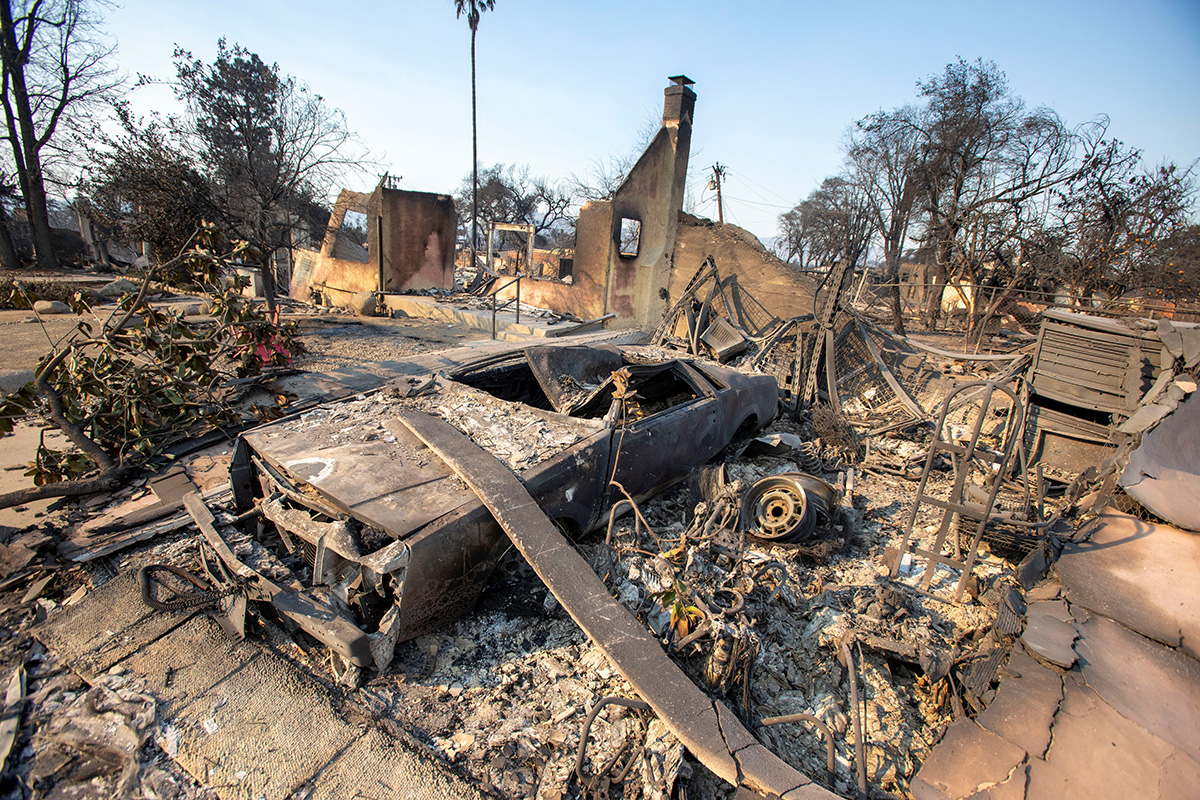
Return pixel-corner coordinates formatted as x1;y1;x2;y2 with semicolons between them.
742;475;815;543
742;472;841;544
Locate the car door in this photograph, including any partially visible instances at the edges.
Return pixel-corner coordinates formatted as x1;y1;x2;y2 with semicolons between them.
606;362;719;501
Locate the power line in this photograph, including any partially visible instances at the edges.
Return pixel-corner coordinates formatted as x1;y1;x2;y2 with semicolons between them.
724;167;795;206
723;195;792;209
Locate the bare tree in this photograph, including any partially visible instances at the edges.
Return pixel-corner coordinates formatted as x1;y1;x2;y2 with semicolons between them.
0;171;20;268
0;0;119;270
1055;122;1195;300
456;162;573;254
572;152;635;204
569;112;661;203
774;206;810;266
846;106;925;333
778;176;872;275
907;59;1078;328
1140;222;1200;298
788;58;1200;334
173;40;368;310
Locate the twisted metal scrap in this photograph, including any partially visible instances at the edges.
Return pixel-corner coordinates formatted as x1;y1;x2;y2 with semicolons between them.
138;563;240;613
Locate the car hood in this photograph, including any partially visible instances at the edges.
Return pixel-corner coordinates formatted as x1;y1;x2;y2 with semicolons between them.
243;414;475;538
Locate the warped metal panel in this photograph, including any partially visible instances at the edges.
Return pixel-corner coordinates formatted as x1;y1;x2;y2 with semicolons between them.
1029;317;1161;417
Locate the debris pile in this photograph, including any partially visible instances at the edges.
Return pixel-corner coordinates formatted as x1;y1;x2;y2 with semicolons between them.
2;281;1197;800
290;412;1017;799
403;380;596;472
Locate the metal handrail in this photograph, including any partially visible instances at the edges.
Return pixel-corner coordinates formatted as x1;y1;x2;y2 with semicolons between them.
489;273;521;339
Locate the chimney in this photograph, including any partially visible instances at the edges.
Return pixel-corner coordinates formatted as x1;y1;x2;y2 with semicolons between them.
663;75;696;127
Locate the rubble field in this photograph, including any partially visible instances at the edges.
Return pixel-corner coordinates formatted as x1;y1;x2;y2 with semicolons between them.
1;297;1196;800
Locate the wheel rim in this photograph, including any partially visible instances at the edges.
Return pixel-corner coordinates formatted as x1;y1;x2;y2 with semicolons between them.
743;475;817;542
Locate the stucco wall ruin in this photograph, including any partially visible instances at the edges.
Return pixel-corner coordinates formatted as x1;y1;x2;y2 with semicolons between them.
373;188;456;293
291;185;455;305
671;213;818;330
502;77;696;328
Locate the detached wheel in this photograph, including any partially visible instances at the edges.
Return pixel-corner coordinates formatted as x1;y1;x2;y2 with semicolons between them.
742;475;817;543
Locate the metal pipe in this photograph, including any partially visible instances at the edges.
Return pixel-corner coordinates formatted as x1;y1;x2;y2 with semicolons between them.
573;695;652;786
606;499;636;546
760;712;836;786
606;482;656;546
841;642;869;800
310;281;357;296
377;214;384;295
489;276;519;339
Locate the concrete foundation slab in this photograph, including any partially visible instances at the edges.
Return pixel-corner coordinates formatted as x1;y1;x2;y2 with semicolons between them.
1057;510;1200;659
38;573;486;800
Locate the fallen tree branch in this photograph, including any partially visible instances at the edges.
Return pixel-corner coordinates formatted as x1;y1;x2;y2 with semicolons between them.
0;229;288;512
0;464;128;510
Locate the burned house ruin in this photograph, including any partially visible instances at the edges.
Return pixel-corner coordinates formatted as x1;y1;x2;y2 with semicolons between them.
2;71;1198;800
291;177;458;307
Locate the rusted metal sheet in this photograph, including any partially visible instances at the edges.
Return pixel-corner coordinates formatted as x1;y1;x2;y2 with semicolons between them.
390;409;835;800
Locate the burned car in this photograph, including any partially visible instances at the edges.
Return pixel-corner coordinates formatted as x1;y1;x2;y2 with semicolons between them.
220;343;777;671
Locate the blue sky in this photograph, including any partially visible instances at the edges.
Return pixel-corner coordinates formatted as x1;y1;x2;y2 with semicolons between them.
104;0;1200;242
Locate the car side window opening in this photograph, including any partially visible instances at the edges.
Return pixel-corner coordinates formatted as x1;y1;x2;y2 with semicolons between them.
613;365;701;424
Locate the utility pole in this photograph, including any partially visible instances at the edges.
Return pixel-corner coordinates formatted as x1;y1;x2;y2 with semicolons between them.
708;163;727;223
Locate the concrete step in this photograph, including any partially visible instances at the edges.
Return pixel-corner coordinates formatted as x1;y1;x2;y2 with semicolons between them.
381;294;583;340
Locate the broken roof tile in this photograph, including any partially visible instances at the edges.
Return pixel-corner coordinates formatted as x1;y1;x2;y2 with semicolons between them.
1020;603;1078;669
911;719;1027;800
1023;580;1062;603
1028;599;1073;624
1073;612;1200;765
1030;678;1200;800
1119;389;1200;530
963;763;1028;800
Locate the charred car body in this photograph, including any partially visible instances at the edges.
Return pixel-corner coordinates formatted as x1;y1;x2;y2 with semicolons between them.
221;344;778;670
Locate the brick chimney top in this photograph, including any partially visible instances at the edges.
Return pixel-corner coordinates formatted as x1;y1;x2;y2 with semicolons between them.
663;75;696;126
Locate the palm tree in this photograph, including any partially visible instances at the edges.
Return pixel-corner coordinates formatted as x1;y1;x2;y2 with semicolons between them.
454;0;495;275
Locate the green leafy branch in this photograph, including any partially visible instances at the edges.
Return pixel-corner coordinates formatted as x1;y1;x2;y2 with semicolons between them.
0;223;305;510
